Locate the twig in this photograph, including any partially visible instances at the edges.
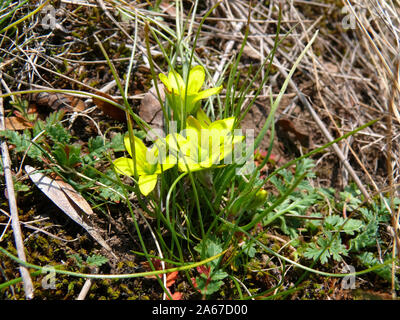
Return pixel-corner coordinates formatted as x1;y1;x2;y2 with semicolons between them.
76;278;93;300
0;208;78;243
96;0;154;69
76;268;98;300
344;0;400;124
0;78;34;299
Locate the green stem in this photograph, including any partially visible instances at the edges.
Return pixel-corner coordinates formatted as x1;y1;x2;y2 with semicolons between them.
0;246;227;280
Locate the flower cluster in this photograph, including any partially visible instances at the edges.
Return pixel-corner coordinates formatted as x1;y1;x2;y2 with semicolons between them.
113;66;243;196
166;115;243;173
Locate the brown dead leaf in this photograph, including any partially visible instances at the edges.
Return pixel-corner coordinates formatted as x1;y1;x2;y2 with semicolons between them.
25;165;116;259
29;92;85;112
54;177;94;216
92;92;126;122
138;84;165;140
4;117;33;130
276;118;310;148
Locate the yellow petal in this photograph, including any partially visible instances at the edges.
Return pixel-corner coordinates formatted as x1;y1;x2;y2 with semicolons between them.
193;85;223;103
138;174;158;196
166;133;188;152
219;135;244;162
209;117;237;145
183;127;203;150
196;108;211;128
148;143;161;166
200;153;218;168
186;116;203;132
208;117;235;133
159;73;171;92
177;157;202;172
154;155;176;174
113;157;145;176
124;135;148;162
187;65;205;94
168;70;185;94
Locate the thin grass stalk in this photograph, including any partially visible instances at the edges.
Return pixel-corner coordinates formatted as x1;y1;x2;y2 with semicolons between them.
0;0;28;26
124;13;138;98
213;29;315;210
0;0;49;34
214;116;380;233
224;4;252;118
185;0;221;118
388;56;399;298
112;167;173;299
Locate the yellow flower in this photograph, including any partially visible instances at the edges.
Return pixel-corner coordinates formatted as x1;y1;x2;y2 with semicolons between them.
166;114;243;172
159;65;222;117
113;135;175;196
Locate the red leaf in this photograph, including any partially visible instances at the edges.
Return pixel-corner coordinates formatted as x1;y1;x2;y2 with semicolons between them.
140;258;162;279
196;265;210;277
151;258;162;270
166;271;178;288
165;287;183;300
191;277;200;293
169;291;183;300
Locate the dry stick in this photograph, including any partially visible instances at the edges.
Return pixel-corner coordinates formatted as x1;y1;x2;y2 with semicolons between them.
96;0;154;70
76;279;92;300
76;266;98;300
348;1;400;274
97;0;134;42
0;84;34;299
345;0;400;124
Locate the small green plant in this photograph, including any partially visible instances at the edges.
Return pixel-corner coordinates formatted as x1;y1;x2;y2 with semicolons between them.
0;108;126;203
358;252;398;289
69;253;109;268
304;232;350;264
192;238;228;296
